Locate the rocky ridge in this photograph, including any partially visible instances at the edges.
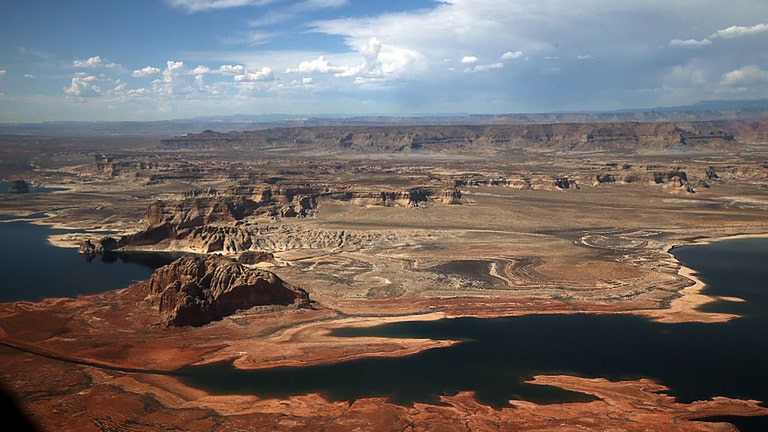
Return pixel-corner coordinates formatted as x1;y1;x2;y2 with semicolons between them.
146;254;310;326
160;120;768;153
82;183;460;254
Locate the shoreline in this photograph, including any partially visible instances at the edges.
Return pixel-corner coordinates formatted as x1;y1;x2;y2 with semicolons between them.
643;232;768;324
5;212;767;326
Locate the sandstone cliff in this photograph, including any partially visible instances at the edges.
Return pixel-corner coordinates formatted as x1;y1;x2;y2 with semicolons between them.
146;255;310;326
160;120;768;154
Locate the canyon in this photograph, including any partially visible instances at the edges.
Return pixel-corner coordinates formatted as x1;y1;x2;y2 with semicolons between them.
1;118;768;431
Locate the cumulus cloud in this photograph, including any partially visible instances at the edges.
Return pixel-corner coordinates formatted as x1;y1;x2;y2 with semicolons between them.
233;66;274;81
218;64;246;75
132;66;161;78
501;51;523;60
64;72;101;97
192;65;211;75
336;37;384;77
286;56;344;74
22;0;768;119
24;74;35;78
73;56;120;68
0;69;6;76
283;38;417;86
721;65;768;86
152;61;199;96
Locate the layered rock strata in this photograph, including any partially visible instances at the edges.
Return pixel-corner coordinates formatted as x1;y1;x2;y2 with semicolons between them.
147;255;310;326
160;120;768;153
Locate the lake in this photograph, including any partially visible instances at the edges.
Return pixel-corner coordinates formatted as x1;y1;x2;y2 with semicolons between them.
1;218;765;429
0;218;178;302
176;237;768;430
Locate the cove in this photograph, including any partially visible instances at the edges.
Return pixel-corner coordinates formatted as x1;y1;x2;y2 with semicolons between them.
0;218;179;302
176;237;768;429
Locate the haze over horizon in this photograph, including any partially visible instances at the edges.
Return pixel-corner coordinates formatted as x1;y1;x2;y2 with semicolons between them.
1;0;767;123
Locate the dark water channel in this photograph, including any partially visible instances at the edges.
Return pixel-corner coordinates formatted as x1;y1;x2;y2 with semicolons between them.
0;218;179;302
176;237;768;430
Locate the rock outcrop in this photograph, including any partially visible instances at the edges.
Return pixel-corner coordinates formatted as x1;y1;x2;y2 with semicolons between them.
147;255;310;326
8;180;29;193
236;250;274;264
328;188;460;207
78;237;119;257
160;120;768;154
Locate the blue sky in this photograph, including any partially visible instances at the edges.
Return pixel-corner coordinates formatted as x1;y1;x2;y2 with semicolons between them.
1;0;767;122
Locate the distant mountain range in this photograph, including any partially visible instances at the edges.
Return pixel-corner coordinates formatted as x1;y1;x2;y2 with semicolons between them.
612;99;768;113
1;99;767;137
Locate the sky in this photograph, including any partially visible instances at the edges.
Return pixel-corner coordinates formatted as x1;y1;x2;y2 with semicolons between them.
1;0;767;122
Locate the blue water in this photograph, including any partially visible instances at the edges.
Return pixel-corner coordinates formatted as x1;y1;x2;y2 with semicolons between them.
0;219;176;302
176;237;768;430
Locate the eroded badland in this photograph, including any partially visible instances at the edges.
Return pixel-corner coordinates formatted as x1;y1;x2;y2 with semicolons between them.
2;119;768;431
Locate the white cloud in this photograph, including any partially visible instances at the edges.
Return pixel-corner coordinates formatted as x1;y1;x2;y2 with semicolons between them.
722;65;768;86
152;61;198;96
501;51;523;60
286;56;345;74
234;66;274;81
24;74;35;79
73;56;120;68
713;23;768;39
133;66;161;78
165;0;274;13
218;64;246;75
13;0;768;120
0;70;6;76
336;37;384;77
670;38;712;48
64;72;101;97
671;22;768;48
192;65;211;75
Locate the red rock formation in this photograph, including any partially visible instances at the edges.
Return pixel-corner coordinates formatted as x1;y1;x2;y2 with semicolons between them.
147;255;310;326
